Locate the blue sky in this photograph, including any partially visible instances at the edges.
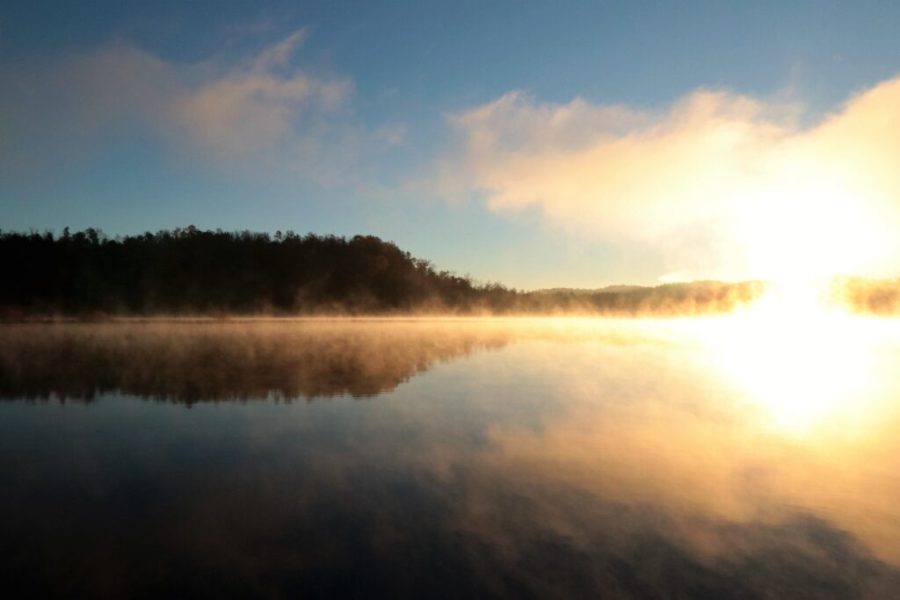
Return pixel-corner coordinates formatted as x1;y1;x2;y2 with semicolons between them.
3;1;900;288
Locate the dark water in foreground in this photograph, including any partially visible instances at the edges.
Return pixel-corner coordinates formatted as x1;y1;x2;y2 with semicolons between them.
2;318;900;598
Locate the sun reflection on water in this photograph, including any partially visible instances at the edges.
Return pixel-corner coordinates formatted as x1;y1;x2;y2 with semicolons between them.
694;282;886;433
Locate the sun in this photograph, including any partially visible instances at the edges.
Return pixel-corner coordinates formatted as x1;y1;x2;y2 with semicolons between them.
731;158;892;288
692;160;892;429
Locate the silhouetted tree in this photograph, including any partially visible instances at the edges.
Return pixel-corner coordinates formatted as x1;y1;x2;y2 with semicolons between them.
0;228;502;315
0;227;774;317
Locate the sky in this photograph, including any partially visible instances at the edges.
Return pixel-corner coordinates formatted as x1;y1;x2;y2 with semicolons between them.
2;1;900;289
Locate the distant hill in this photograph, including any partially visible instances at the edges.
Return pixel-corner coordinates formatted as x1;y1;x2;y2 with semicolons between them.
522;281;767;315
530;285;646;296
0;226;841;318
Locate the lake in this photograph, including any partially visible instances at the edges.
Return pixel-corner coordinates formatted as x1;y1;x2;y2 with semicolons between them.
2;317;900;598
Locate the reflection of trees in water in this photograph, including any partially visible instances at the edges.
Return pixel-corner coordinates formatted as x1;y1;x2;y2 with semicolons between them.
0;322;510;402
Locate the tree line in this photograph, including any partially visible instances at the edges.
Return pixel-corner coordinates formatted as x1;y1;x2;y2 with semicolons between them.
0;227;770;317
0;227;516;315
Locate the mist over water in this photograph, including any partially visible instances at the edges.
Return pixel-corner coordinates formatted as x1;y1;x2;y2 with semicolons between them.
2;318;900;598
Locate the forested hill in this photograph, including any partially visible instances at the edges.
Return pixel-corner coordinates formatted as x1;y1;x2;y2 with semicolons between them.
0;227;513;315
0;227;771;317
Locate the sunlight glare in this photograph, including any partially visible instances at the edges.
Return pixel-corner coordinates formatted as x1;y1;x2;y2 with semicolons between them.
732;156;892;285
700;288;878;432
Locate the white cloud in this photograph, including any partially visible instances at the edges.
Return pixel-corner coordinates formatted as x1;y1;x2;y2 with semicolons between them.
441;81;900;280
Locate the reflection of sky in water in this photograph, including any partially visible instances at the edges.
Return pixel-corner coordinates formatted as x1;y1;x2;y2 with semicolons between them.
1;319;899;597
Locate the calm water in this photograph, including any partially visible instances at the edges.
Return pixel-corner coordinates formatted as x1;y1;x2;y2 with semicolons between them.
2;318;900;598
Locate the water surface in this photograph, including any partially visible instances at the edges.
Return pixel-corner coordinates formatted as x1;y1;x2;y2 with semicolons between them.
2;318;899;598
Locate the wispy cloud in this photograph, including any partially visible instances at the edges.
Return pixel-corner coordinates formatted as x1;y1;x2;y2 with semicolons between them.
440;81;900;280
0;30;393;186
171;29;351;161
